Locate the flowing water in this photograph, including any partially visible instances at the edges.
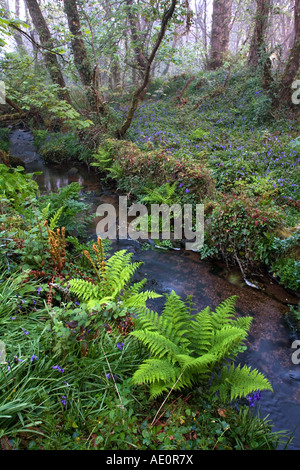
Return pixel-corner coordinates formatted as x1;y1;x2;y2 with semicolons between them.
9;127;300;449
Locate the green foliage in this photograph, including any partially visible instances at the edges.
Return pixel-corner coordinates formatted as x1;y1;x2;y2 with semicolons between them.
38;132;92;164
271;258;300;292
0;164;39;209
40;182;93;236
69;248;161;309
0;128;10;153
130;292;272;401
205;193;283;270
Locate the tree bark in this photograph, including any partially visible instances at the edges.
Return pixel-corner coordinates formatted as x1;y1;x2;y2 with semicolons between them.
248;0;272;68
278;0;300;106
63;0;105;114
24;0;71;103
208;0;233;70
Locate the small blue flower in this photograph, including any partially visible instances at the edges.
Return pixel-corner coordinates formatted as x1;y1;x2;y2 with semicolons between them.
14;355;23;363
38;287;42;295
117;342;124;350
52;365;64;373
30;355;38;362
22;328;29;336
60;396;67;406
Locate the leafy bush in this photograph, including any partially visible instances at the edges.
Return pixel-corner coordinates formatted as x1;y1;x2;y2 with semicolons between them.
271;257;300;292
40;182;93;236
0;164;39;209
92;138;215;201
38;132;92;164
205;193;283;271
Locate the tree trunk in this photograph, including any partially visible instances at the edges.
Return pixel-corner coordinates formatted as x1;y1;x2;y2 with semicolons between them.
63;0;104;114
278;0;300;106
248;0;272;68
208;0;233;70
126;0;148;79
24;0;71;103
117;0;178;138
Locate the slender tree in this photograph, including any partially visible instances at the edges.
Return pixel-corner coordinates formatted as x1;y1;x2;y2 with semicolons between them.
24;0;71;103
208;0;233;70
117;0;178;138
278;0;300;105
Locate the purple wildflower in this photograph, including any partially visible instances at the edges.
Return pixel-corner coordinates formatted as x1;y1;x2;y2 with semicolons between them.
60;396;67;406
14;356;23;363
30;355;38;362
52;365;64;373
22;328;29;336
117;342;124;350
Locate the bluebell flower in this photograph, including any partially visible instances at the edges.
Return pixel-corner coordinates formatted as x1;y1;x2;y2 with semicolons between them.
60;396;67;406
52;365;64;373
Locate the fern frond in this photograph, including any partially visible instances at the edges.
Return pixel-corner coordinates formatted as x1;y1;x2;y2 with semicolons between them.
133;308;161;331
131;330;181;364
68;278;101;303
40;203;50;221
123;290;162;309
49;206;64;230
160;291;190;345
131;358;179;387
210;326;248;361
210;296;238;330
176;352;216;374
189;306;213;355
213;363;273;402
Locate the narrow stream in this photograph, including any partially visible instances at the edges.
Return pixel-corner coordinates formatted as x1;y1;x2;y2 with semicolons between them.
9;127;300;450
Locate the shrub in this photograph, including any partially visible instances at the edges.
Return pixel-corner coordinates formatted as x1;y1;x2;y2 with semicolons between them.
205;193;283;271
92;138;216;201
38;132;92;164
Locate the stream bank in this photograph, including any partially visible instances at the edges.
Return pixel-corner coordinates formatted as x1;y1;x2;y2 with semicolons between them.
9;126;300;450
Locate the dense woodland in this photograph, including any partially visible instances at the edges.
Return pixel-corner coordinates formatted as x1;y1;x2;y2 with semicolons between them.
0;0;299;452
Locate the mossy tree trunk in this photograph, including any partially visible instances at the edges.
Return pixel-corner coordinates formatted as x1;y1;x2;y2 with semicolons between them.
63;0;107;116
25;0;71;104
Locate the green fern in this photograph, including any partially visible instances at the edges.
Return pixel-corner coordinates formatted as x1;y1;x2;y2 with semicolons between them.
140;182;178;206
69;249;161;309
49;206;64;230
130;292;273;401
